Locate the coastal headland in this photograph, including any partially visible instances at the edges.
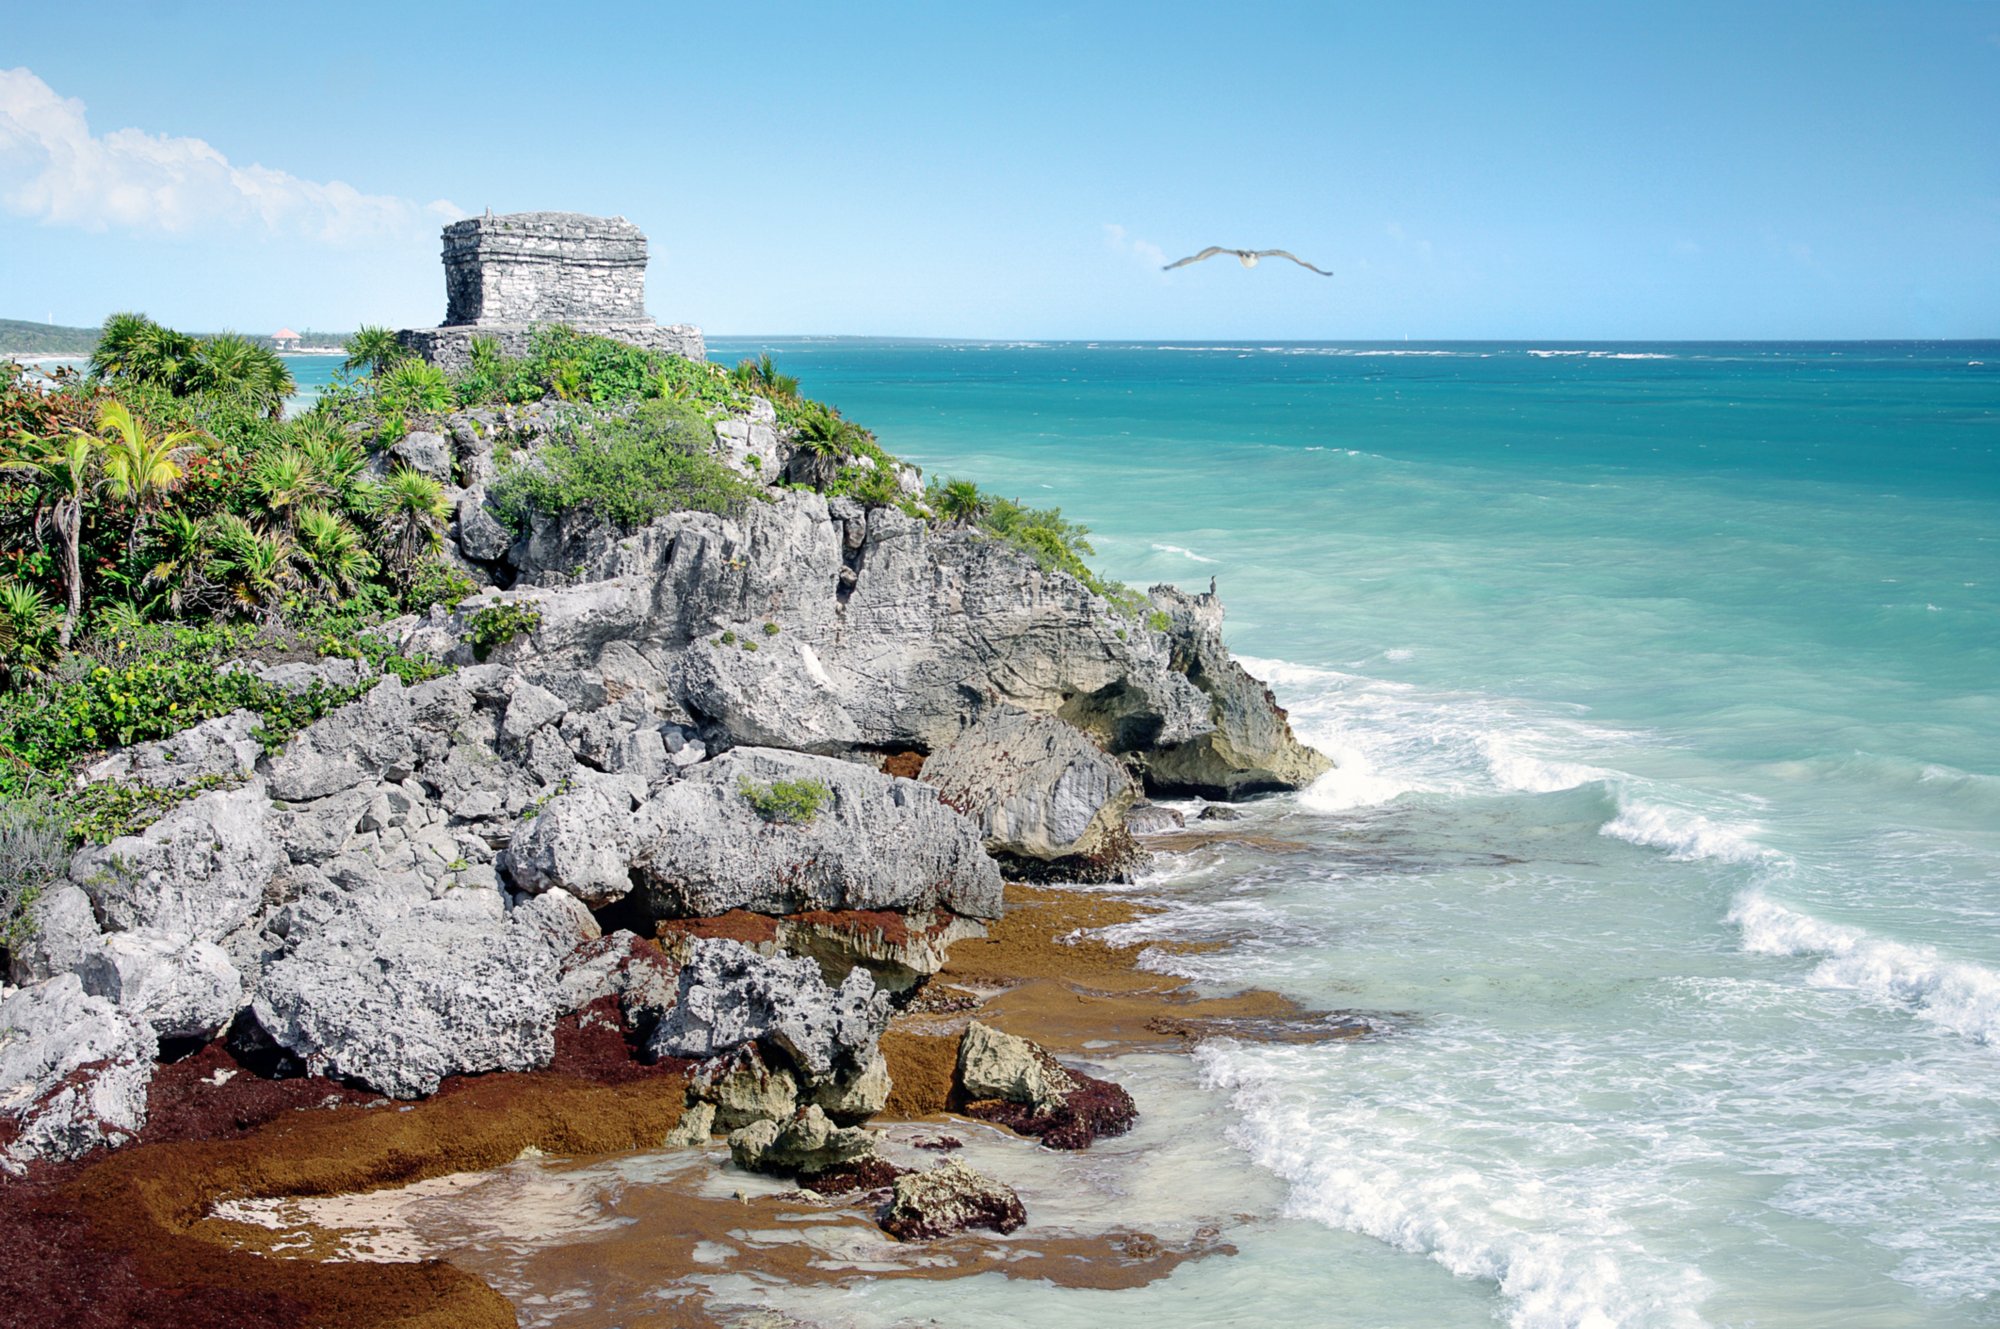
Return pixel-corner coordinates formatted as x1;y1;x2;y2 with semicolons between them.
0;215;1339;1326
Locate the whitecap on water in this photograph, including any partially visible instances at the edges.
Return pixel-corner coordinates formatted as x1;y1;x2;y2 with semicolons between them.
1728;892;2000;1045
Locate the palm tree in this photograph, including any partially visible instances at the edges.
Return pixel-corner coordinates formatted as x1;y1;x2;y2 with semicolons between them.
90;400;202;556
362;467;451;588
90;312;198;390
343;326;407;377
0;431;102;647
190;334;294;417
935;478;987;526
730;353;800;401
294;506;376;598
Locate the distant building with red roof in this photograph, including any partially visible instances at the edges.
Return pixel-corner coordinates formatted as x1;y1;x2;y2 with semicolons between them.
272;328;301;351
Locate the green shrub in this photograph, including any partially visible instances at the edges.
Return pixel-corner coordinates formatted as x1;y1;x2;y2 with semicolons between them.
488;400;759;531
0;797;66;954
761;622;780;637
738;777;831;825
375;358;455;417
1147;610;1172;633
405;561;476;614
0;621;446;799
62;773;237;845
468;603;542;660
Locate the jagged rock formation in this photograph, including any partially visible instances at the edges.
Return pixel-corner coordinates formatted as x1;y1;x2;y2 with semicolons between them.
0;976;153;1173
397;212;703;370
879;1158;1027;1241
920;706;1142;879
0;367;1327;1170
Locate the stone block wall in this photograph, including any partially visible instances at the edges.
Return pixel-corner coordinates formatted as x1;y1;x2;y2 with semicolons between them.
398;323;706;373
442;212;650;326
398;210;702;369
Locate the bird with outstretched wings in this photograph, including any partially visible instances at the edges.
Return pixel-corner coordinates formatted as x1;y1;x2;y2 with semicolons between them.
1163;246;1332;276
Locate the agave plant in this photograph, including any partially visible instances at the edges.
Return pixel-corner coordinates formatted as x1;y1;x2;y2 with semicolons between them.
89;600;149;639
343;326;408;377
294;506;377;598
362;467;452;587
730;353;800;402
204;513;299;618
89;399;203;555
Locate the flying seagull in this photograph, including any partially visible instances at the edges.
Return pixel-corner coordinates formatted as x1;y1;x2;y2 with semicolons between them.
1163;246;1332;276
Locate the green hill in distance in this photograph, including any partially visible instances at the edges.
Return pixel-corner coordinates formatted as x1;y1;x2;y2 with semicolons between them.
1;319;355;358
0;318;100;357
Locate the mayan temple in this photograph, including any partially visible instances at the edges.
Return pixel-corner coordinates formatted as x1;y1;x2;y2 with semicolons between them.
396;210;703;369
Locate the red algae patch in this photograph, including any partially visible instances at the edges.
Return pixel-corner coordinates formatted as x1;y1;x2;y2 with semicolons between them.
0;1002;690;1329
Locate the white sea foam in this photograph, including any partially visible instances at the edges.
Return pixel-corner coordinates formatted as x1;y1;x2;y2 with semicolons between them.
1299;746;1425;811
1199;1044;1714;1329
1149;541;1218;564
1729;893;2000;1045
1598;797;1779;866
1241;654;1646;814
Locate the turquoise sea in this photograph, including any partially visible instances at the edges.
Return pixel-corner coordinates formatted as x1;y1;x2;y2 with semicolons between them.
678;339;1998;1329
293;339;2000;1325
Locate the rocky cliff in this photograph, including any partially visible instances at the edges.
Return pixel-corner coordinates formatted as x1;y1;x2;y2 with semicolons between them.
0;385;1328;1176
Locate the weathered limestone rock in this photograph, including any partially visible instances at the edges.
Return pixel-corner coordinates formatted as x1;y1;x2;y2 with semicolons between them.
919;706;1139;870
1137;585;1332;798
0;975;154;1173
79;710;261;791
662;1100;716;1146
261;677;419;802
726;1104;877;1176
1126;803;1186;835
387;430;453;483
956;1020;1139;1150
879;1159;1027;1241
774;909;987;995
957;1020;1079;1112
812;1050;891;1123
5;884;103;986
688;1044;801;1130
554;930;678;1032
632;747;1002;921
647;938;891;1087
71;782;282;943
251;891;579;1098
502;771;651;906
456;492;515;562
77;929;243;1043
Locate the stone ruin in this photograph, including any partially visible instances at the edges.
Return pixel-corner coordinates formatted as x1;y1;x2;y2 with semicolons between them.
397;211;703;370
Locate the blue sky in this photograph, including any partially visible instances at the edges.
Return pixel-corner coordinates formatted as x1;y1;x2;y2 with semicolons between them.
2;1;1996;339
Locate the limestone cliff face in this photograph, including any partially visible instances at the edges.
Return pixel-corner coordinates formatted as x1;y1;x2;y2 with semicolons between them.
0;389;1329;1168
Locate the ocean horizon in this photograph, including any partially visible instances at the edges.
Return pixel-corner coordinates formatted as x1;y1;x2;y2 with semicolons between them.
661;336;1994;1327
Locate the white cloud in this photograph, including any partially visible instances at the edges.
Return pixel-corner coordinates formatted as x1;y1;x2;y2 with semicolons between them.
1103;222;1168;269
0;67;462;243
